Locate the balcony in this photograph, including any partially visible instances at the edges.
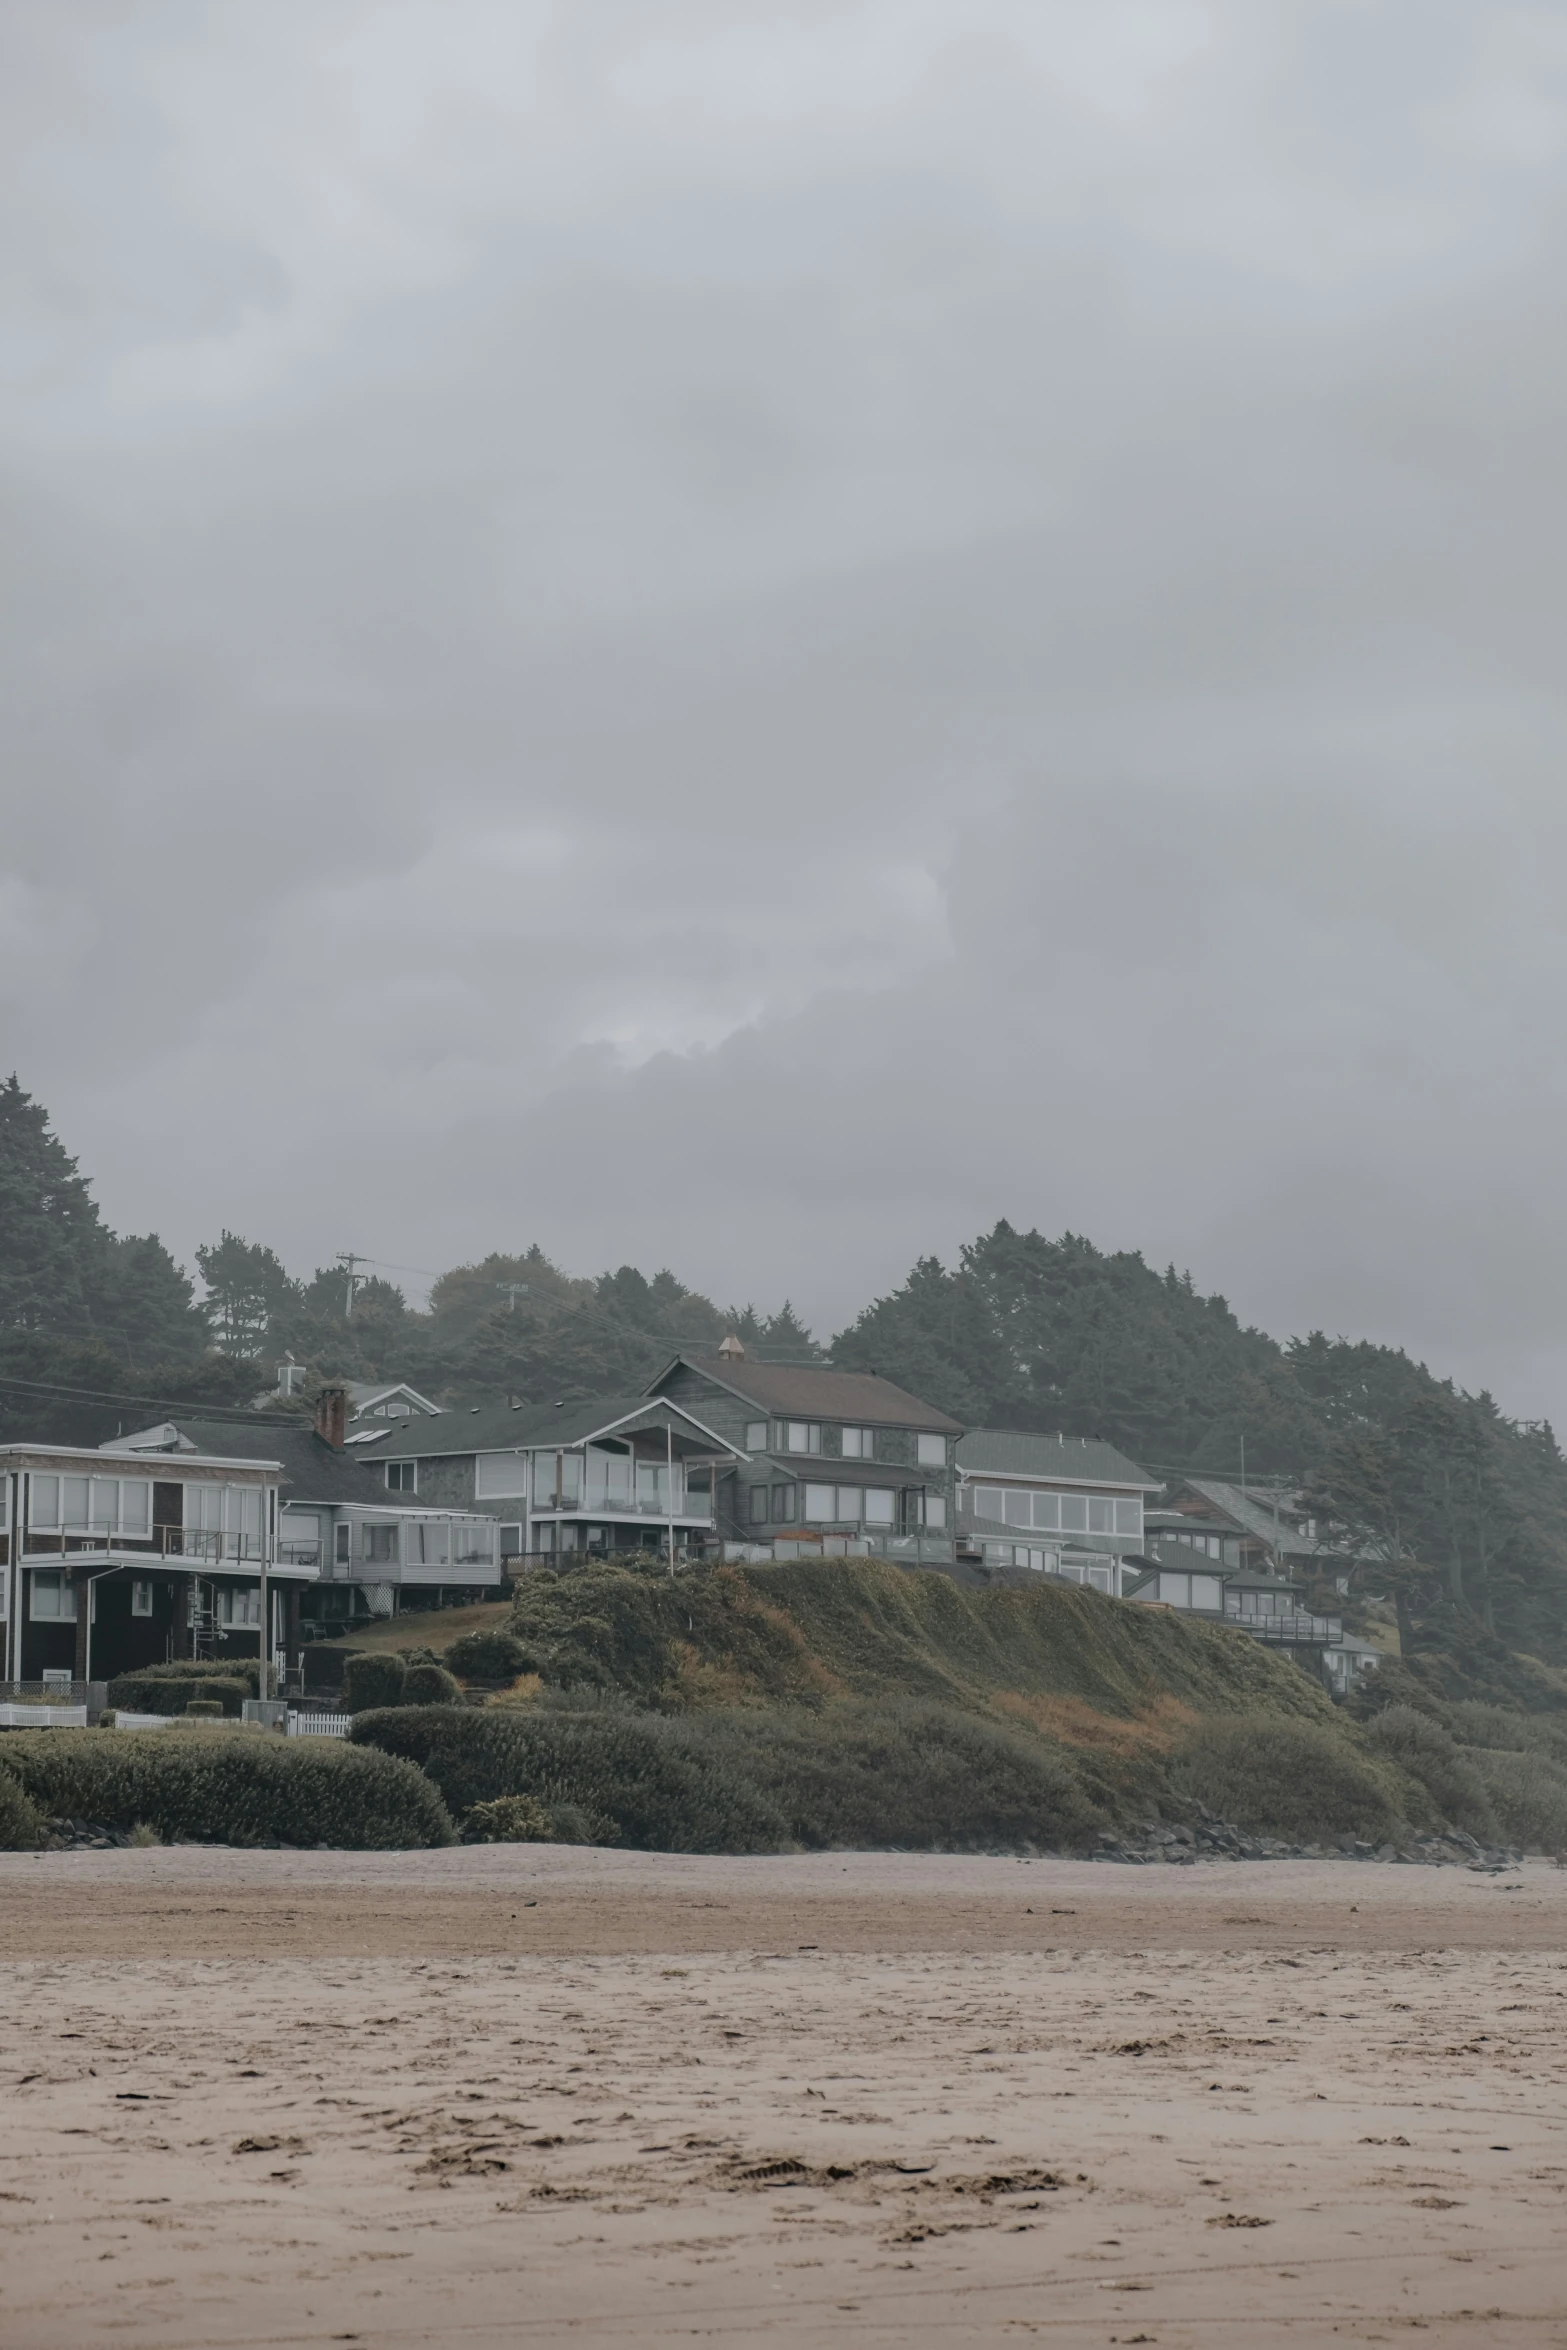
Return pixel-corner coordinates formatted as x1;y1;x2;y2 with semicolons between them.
1225;1601;1343;1644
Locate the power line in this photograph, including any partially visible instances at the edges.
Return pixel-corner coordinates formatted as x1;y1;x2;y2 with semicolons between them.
0;1370;286;1424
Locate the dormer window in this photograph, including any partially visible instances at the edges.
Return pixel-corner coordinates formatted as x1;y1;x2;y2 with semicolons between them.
785;1422;822;1455
840;1427;875;1459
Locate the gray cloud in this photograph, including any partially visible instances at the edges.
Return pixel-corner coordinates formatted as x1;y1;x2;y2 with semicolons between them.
6;2;1567;1414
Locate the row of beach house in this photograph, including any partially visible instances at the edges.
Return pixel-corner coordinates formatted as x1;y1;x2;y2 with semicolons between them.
0;1337;1383;1702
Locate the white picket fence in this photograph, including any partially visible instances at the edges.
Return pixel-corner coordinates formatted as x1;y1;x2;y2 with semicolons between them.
113;1712;180;1730
288;1710;351;1739
0;1704;88;1729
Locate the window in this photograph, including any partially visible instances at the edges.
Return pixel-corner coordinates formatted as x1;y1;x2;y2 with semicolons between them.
1031;1492;1060;1531
864;1488;896;1527
922;1493;947;1530
916;1433;946;1469
475;1450;527;1499
1114;1498;1142;1537
1003;1488;1032;1528
30;1571;76;1621
785;1422;821;1455
1158;1572;1190;1607
744;1421;768;1453
28;1473;152;1538
972;1484;1004;1521
840;1427;874;1459
387;1461;417;1494
749;1485;770;1525
771;1484;796;1523
1059;1494;1088;1533
334;1523;350;1564
1191;1574;1223;1610
803;1483;837;1524
216;1586;261;1629
836;1486;863;1523
405;1521;450;1567
499;1524;523;1559
1087;1496;1113;1535
131;1580;153;1617
364;1525;397;1564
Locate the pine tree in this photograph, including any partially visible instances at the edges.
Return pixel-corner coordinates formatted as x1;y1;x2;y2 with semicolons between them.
0;1075;105;1333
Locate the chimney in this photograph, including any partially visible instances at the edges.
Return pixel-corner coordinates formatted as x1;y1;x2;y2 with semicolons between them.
315;1386;347;1450
718;1332;746;1360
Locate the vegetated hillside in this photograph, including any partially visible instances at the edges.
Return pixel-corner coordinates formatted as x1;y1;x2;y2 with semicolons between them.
833;1223;1567;1673
508;1554;1329;1737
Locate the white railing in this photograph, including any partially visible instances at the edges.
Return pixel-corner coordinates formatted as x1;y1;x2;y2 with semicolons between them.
112;1712;180;1730
288;1710;351;1739
0;1704;88;1728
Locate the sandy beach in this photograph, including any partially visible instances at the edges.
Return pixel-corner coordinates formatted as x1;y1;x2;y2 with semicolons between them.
2;1849;1564;2347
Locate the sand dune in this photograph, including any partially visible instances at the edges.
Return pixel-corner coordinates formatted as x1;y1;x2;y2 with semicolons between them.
2;1851;1564;2347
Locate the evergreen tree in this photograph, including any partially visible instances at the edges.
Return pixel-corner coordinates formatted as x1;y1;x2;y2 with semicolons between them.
0;1075;104;1333
194;1232;299;1357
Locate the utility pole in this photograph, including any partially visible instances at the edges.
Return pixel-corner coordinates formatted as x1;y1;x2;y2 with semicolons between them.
336;1253;367;1317
496;1282;530;1313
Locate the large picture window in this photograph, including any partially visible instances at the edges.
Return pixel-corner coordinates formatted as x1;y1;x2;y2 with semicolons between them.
864;1488;896;1527
916;1433;946;1469
803;1483;837;1523
475;1450;527;1499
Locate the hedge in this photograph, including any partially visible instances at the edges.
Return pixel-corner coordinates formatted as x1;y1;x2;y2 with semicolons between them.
351;1706;791;1853
106;1672;253;1717
403;1662;463;1706
446;1630;534;1684
0;1728;454;1849
344;1653;408;1712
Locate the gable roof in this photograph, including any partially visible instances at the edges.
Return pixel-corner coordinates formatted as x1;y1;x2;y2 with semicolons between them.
649;1354;962;1435
352;1392;744;1461
956;1429;1158;1490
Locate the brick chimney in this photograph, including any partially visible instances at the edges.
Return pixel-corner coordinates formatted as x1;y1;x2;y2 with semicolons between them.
315;1385;347;1449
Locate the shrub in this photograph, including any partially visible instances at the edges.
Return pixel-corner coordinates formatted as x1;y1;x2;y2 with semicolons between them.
1168;1715;1405;1843
352;1698;1112;1853
351;1706;789;1853
445;1629;533;1684
1448;1704;1567;1765
106;1673;251;1717
682;1702;1108;1852
0;1764;41;1851
403;1662;464;1707
344;1653;408;1713
184;1699;223;1720
1466;1749;1567;1853
0;1728;454;1849
463;1793;555;1843
1363;1706;1500;1841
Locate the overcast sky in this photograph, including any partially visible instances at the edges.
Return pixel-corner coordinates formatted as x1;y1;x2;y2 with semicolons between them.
6;3;1567;1412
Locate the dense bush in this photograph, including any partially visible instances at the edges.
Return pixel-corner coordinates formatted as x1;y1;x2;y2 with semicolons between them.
0;1727;454;1849
0;1764;41;1850
445;1629;533;1683
1363;1707;1500;1842
114;1659;260;1695
353;1698;1111;1853
185;1699;222;1719
1168;1715;1405;1843
106;1672;252;1717
463;1793;555;1842
351;1706;790;1853
1447;1704;1567;1764
403;1662;463;1707
683;1703;1109;1852
344;1653;407;1712
1466;1749;1567;1852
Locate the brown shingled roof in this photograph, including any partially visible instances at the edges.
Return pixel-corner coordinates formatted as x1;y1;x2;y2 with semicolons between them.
652;1354;962;1434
